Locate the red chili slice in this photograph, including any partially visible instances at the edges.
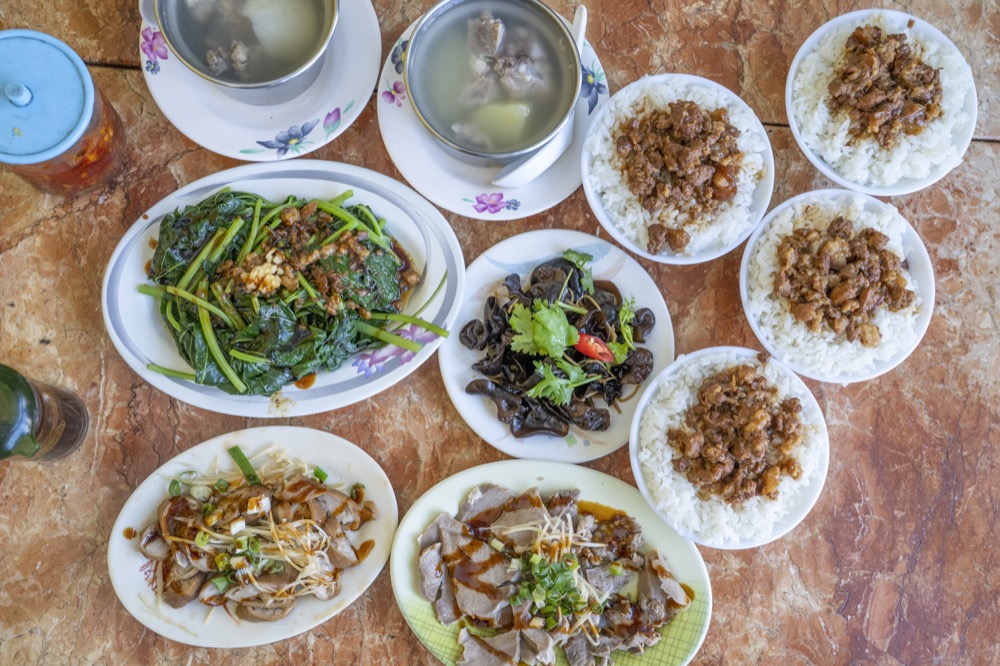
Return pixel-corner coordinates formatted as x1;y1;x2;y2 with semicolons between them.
575;333;615;362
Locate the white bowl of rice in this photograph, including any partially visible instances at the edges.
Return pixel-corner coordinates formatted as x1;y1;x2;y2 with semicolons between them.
740;189;935;384
786;9;977;196
630;346;829;549
582;73;774;264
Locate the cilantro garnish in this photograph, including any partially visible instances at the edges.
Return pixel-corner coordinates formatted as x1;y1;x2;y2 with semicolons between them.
510;300;580;358
608;340;630;365
526;360;598;405
562;250;595;295
618;297;636;349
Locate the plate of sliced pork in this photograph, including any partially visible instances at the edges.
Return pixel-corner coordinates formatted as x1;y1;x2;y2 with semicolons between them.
108;426;397;647
390;460;711;665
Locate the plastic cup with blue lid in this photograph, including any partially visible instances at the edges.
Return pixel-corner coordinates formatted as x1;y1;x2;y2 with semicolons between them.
0;30;125;194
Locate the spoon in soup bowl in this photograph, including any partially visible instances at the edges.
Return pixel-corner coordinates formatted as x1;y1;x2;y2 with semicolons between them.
491;5;588;189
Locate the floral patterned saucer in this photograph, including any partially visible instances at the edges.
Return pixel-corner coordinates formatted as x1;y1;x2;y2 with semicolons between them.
376;19;611;221
137;0;380;161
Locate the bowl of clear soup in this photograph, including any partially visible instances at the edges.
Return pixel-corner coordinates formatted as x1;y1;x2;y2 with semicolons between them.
403;0;582;165
151;0;339;105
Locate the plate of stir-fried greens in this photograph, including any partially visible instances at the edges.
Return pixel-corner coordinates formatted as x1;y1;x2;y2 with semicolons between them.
102;161;464;416
108;426;398;647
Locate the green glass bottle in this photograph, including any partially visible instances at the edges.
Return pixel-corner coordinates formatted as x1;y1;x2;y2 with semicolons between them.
0;364;89;461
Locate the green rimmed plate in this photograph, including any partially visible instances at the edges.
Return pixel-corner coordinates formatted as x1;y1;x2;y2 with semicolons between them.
390;460;711;665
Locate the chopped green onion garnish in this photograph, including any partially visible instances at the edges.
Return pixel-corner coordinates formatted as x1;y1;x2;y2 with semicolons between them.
195;531;210;549
201;502;216;516
313;466;328;484
609;562;624;576
227;445;261;485
215;553;230;570
350;482;365;501
214;478;229;492
168;479;181;497
211;576;230;592
189;484;212;501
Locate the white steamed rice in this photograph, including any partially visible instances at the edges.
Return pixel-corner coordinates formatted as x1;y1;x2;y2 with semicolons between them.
791;12;975;187
637;350;825;546
745;192;921;379
586;78;769;256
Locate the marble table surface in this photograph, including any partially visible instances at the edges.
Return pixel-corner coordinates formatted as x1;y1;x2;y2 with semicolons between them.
1;1;997;664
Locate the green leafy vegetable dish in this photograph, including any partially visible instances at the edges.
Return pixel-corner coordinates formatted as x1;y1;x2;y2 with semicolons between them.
140;188;446;396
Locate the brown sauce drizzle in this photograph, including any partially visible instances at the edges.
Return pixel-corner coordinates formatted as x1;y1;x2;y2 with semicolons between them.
452;550;508;597
577;500;626;522
148;238;158;249
122;527;137;539
294;373;317;389
355;539;375;562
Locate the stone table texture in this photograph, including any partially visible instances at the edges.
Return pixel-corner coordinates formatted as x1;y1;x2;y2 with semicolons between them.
0;1;998;665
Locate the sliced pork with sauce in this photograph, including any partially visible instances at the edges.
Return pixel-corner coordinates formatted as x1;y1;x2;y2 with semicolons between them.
418;484;692;665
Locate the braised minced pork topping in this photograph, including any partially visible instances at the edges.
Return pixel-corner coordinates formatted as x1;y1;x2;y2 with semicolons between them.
613;100;744;253
828;24;943;149
669;364;803;505
772;215;915;348
218;203;419;319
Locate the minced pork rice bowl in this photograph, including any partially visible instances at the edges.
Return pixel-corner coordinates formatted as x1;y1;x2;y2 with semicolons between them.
636;348;827;547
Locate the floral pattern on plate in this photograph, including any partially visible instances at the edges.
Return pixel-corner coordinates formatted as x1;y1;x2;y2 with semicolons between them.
141;27;168;75
463;193;521;214
323;101;354;137
381;80;406;106
353;324;440;377
390;39;409;75
581;58;608;114
238;102;354;157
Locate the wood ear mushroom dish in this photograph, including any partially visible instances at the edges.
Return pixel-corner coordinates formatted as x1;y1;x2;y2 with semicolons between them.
417;483;691;665
459;251;656;438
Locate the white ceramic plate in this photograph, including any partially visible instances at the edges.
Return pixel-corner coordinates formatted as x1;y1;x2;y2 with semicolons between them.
376;20;611;221
739;189;935;384
630;347;830;550
438;229;673;462
108;426;397;648
102;160;465;417
785;9;978;196
137;0;380;161
390;460;711;665
581;73;775;265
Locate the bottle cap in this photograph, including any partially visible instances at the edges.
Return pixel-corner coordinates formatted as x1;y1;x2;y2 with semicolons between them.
0;30;95;166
